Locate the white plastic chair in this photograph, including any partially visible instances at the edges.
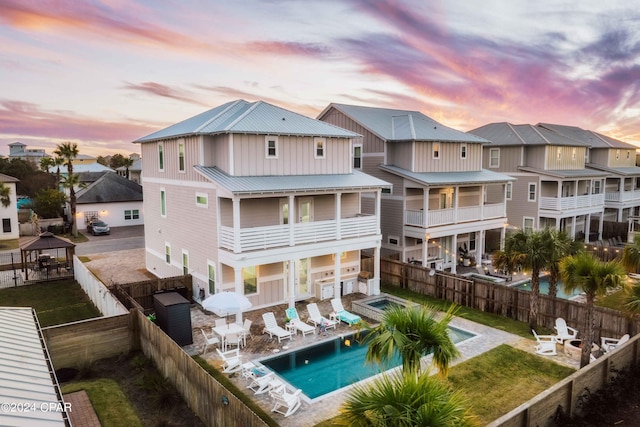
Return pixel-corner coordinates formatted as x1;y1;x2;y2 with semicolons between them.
554;318;578;344
601;334;630;353
215;348;242;373
215;318;227;328
306;303;337;330
262;312;292;342
224;332;242;351
532;329;557;356
269;384;302;417
200;329;220;355
241;319;252;346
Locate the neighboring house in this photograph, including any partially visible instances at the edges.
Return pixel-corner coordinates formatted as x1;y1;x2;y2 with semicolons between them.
537;123;640;224
0;173;19;240
134;99;390;310
469;123;609;241
7;141;50;162
74;172;143;230
318;104;513;273
55;161;114;176
116;158;143;184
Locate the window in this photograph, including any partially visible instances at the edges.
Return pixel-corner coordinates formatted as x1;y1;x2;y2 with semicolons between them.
353;144;362;169
158;143;164;171
160;189;166;217
460;144;467;159
616;149;620;160
593;181;601;194
196;193;208;208
572;148;577;160
165;244;171;264
124;209;139;220
627;150;631;159
440;193;447;209
506;182;512;200
382;188;391;194
265;136;278;158
489;148;500;168
388;236;399;246
178;142;185;172
2;218;10;233
314;138;325;159
208;262;216;294
556;147;562;160
528;183;537;201
182;250;189;275
243;266;257;295
280;199;289;225
523;217;534;233
433;143;440;159
469;232;476;251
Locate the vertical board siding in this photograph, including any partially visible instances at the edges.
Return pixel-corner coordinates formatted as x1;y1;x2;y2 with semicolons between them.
413;142;483;172
545;146;585;170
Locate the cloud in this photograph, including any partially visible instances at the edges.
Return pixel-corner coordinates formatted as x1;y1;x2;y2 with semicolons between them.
123;82;210;107
243;40;333;58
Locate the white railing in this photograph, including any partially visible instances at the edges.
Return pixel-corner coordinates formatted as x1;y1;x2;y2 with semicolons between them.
404;203;505;227
539;193;605;210
219;214;378;252
605;189;640;202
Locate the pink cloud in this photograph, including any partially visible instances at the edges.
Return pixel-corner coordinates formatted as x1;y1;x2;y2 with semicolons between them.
123;82;211;107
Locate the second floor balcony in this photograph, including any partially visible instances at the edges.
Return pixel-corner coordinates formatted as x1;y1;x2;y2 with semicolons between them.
405;202;505;228
539;193;605;211
605;189;640;203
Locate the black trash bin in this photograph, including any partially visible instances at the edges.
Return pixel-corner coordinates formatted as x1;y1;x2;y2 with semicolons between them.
153;292;193;346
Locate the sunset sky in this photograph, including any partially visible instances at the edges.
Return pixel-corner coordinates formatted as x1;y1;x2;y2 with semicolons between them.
1;0;640;158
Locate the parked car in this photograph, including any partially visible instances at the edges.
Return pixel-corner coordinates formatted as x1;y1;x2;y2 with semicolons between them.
87;220;110;235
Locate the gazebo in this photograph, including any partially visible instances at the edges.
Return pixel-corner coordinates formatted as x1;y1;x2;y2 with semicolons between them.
19;232;76;281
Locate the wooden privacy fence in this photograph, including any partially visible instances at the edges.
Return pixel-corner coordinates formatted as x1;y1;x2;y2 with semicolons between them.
110;275;193;314
376;258;640;338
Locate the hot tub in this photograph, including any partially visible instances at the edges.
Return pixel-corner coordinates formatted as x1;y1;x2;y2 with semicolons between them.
352;294;411;322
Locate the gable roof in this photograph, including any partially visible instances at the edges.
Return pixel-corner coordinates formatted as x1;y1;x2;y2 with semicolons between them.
0;173;19;183
55;163;114;174
380;164;514;186
20;232;75;251
134;100;359;143
319;103;487;143
538;123;637;149
76;171;143;204
469;122;587;147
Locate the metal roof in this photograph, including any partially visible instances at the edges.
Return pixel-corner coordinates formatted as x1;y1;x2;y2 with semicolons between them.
135;100;360;143
518;166;610;179
0;307;68;427
76;172;143;204
586;163;640;176
469;123;587;147
539;123;637;149
379;164;514;186
320;103;488;143
194;166;391;195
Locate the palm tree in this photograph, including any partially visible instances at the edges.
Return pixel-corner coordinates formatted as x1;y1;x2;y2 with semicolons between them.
362;304;459;377
52;156;65;188
339;369;476;427
491;249;524;277
622;235;640;274
542;228;581;298
560;252;626;367
122;157;134;179
0;182;10;208
54;142;79;236
39;157;54;173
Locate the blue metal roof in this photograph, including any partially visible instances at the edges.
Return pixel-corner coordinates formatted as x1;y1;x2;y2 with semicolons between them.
539;123;637;149
469;123;588;147
379;164;514;185
135;100;360;143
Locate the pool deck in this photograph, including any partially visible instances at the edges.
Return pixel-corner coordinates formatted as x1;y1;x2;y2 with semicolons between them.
185;292;580;426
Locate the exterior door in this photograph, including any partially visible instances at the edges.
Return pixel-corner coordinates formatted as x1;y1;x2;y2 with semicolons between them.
298;198;313;223
295;258;310;297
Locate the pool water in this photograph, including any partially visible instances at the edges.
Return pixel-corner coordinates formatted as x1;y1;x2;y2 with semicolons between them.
260;326;475;400
514;278;582;300
366;299;402;310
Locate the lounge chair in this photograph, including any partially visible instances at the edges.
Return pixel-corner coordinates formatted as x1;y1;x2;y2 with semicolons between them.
247;371;280;394
554;318;579;344
269;384;302;417
215;347;242;373
262;312;293;342
306;303;337;330
601;334;630;353
285;307;315;337
330;298;362;326
200;328;220;355
532;329;557;356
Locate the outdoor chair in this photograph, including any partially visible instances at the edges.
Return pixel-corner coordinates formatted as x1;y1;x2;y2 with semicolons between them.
532;329;557;356
224;332;242;351
269;384;302;417
554;318;579;344
247;371;280;395
306;303;337;330
215;347;242;374
262;312;292;342
200;328;220;355
601;334;630;353
215;318;227;328
285;307;315;337
330;298;362;326
241;319;252;345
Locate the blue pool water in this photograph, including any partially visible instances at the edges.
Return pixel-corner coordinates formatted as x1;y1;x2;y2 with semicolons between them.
366;299;402;310
514;278;582;300
260;326;475;399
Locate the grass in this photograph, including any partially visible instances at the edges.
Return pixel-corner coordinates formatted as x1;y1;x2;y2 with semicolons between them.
0;238;19;250
61;379;142;427
0;279;101;326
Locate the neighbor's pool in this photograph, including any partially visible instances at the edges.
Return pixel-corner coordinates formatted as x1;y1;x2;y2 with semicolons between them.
513;278;582;300
259;326;476;400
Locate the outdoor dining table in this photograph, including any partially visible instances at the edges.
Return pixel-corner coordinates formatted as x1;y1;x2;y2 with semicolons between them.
213;323;245;350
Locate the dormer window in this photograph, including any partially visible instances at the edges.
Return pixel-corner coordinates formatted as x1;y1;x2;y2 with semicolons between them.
315;138;326;159
433;143;440;159
178;142;185;172
265;136;278;158
616;149;620;160
572;148;576;160
556;147;562;160
460;144;467;159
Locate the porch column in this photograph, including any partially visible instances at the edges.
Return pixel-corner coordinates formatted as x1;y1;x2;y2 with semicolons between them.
422;234;429;266
451;234;457;275
232;198;241;253
586;213;592;242
288;259;295;308
598;214;604;240
376;190;382;234
289;195;295;246
234;267;244;323
480;185;485;219
336;192;342;240
423;188;429;227
618;208;623;222
500;226;506;251
334;251;342;300
453;187;459;223
373;245;381;295
478;229;485;261
571;216;577;239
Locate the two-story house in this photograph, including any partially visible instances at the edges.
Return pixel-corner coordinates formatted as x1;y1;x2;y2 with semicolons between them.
469;123;609;241
134;100;390;314
318;104;513;273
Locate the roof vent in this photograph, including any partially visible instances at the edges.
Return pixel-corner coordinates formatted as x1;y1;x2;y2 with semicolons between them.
282;117;286;121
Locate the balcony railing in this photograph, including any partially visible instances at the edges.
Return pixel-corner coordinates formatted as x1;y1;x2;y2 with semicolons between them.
605;189;640;203
404;203;505;228
539;193;605;210
219;214;378;253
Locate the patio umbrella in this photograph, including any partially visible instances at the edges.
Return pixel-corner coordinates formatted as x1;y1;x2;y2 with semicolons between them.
202;291;252;324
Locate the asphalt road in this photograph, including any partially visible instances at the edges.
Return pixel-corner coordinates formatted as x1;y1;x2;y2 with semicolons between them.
75;225;145;256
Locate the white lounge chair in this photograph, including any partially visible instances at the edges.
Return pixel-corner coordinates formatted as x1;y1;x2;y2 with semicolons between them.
330;298;362;326
270;384;302;417
215;347;242;373
247;371;280;395
306;303;337;330
285;307;315;337
554;318;579;344
532;329;557;356
262;312;293;342
200;328;220;355
601;334;630;353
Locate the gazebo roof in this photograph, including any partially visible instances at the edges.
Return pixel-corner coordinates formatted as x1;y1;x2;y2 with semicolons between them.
20;232;76;251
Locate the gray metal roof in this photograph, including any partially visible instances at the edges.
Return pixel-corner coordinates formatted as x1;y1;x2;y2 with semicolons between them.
539;123;637;149
0;173;19;183
194;166;391;195
135;100;360;143
518;166;610;179
379;164;514;185
0;307;68;426
320;103;488;143
469;123;588;147
76;171;143;204
586;163;640;176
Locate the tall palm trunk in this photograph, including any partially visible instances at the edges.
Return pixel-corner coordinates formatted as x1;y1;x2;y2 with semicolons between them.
529;267;540;330
582;294;596;368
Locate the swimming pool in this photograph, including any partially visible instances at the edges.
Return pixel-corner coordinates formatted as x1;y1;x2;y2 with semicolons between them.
512;278;582;300
259;326;476;400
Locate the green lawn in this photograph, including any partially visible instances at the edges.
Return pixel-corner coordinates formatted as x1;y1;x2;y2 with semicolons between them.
0;279;101;326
